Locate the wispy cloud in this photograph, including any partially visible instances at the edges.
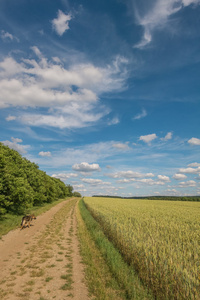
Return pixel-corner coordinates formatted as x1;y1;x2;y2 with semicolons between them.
112;142;130;150
51;173;78;180
52;10;72;36
81;178;111;186
134;0;200;48
108;116;120;125
6;115;16;121
133;108;147;120
106;170;153;179
1;30;19;42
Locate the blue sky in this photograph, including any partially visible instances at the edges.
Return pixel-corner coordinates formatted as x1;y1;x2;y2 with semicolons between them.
0;0;200;197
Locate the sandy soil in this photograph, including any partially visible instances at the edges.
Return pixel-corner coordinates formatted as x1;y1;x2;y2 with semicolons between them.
0;198;90;300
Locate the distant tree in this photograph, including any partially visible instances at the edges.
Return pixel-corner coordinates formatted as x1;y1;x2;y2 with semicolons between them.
73;191;82;197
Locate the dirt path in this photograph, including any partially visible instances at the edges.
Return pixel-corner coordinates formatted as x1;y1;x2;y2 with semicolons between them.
0;198;90;300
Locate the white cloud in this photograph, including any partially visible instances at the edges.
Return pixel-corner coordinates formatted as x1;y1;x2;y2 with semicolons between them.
6;115;16;121
117;179;133;183
112;142;130;150
1;30;19;42
0;51;128;128
133;109;147;120
179;167;199;174
108;117;120;125
33;141;121;168
134;0;200;48
138;178;165;185
173;173;187;180
39;151;51;157
139;133;157;144
72;162;101;172
107;170;143;179
146;173;155;177
18;103;107;129
1;137;29;154
73;184;85;189
157;175;170;182
179;180;196;187
188;162;200;167
81;178;111;185
161;132;172;141
188;137;200;145
51;173;78;180
52;10;72;36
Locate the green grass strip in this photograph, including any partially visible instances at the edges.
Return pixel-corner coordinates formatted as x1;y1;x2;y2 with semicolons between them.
78;198;154;300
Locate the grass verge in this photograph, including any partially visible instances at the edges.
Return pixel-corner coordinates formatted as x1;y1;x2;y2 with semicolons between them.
77;198;154;300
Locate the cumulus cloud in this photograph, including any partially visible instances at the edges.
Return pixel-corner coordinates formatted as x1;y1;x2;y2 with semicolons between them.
72;162;101;172
39;151;51;157
179;180;196;187
1;137;29;154
52;10;72;36
179;167;200;174
161;132;172;141
134;0;200;48
157;175;170;182
133;109;147;120
0;50;128;128
188;137;200;145
173;173;187;180
139;133;157;144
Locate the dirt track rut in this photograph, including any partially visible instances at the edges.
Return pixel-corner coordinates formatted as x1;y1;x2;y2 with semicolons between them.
0;198;89;300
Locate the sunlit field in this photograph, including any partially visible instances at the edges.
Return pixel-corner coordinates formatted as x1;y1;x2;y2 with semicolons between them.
83;197;200;299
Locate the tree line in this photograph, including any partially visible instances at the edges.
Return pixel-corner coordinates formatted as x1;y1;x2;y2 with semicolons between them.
0;142;75;215
92;195;200;201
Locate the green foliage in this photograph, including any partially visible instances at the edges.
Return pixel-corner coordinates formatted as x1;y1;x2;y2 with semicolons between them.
73;191;81;197
0;142;73;215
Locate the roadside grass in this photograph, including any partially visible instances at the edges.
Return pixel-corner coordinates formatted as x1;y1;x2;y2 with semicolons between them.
77;198;154;300
0;197;70;238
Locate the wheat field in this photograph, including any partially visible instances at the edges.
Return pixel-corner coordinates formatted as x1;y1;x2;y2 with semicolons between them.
84;197;200;299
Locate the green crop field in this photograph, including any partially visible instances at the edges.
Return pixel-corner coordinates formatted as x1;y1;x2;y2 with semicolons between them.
83;197;200;299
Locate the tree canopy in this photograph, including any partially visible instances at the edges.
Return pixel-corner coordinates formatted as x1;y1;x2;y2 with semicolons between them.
0;142;73;215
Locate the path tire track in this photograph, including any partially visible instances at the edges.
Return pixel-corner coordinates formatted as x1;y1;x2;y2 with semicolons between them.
0;198;89;300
